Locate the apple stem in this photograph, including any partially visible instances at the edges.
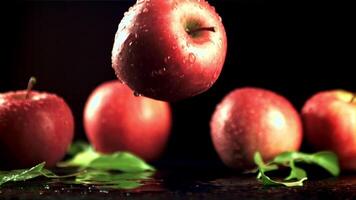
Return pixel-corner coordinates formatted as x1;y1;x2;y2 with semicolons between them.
186;26;215;35
351;93;356;103
25;77;37;99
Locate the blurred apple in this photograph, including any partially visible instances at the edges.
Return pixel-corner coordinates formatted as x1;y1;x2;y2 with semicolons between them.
0;77;74;168
302;90;356;170
84;81;171;161
210;87;303;170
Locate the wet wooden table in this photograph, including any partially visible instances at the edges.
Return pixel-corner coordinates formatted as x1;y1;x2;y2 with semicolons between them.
1;161;356;200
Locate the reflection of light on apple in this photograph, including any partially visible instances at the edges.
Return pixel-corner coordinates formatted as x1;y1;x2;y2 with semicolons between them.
141;100;154;120
217;100;233;125
0;98;5;105
267;109;286;129
86;91;104;120
32;94;47;101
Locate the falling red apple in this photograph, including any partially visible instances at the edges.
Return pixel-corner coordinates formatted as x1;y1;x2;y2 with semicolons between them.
83;80;172;161
210;87;303;170
302;90;356;170
112;0;227;101
0;77;74;168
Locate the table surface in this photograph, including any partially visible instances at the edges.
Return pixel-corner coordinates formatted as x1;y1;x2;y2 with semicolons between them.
1;162;356;200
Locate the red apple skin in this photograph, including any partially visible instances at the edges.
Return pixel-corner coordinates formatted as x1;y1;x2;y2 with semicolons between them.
112;0;227;101
210;87;303;170
0;91;74;168
83;81;171;161
302;90;356;170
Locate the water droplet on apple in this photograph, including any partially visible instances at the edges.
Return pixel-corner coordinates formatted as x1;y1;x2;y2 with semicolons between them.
172;45;177;50
164;56;171;63
130;63;134;67
182;58;187;64
188;53;196;64
144;29;149;32
142;8;148;13
129;41;133;46
186;41;191;47
133;91;141;97
134;33;138;38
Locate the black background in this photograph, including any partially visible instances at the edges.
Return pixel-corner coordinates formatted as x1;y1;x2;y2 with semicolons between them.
1;0;354;164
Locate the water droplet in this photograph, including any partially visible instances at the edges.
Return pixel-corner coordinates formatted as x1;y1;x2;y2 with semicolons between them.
172;2;179;9
44;185;50;190
164;56;171;63
142;8;148;13
100;190;109;194
130;63;134;67
133;91;141;97
188;53;196;64
134;33;138;38
186;41;191;47
172;45;177;50
183;58;187;64
144;29;149;32
129;41;133;46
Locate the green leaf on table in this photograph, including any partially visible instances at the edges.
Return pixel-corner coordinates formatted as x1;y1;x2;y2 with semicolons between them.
67;140;91;156
88;152;155;172
259;170;307;187
0;162;46;186
254;151;340;187
308;151;340;176
272;151;340;176
58;147;100;168
254;152;307;187
285;160;307;181
59;145;155;172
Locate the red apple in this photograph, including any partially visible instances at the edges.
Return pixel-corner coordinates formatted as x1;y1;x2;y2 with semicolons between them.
0;78;74;168
112;0;227;101
83;80;171;161
302;90;356;170
210;87;303;170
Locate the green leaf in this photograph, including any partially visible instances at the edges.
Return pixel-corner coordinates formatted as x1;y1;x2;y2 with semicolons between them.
0;162;46;186
67;140;91;156
260;172;307;187
58;147;100;168
309;151;340;176
59;146;155;172
285;160;307;181
88;152;155;172
254;152;307;187
254;151;340;187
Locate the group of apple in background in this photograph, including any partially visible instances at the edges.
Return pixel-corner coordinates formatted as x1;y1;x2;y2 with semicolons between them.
1;0;355;172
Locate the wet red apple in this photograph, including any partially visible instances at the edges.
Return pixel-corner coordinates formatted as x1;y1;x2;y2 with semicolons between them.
112;0;227;101
0;77;74;168
84;80;171;161
302;90;356;170
210;87;303;170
